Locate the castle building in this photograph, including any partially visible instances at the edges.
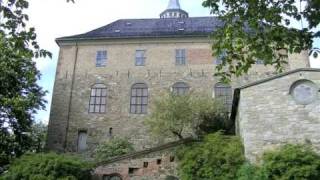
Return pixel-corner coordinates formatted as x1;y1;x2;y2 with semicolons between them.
47;0;312;179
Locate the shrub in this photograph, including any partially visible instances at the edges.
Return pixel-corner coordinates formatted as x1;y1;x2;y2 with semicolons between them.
260;144;320;180
177;132;245;180
237;144;320;180
0;153;92;180
94;137;134;162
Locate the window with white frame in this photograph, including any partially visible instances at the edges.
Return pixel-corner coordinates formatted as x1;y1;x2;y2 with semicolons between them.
135;50;146;66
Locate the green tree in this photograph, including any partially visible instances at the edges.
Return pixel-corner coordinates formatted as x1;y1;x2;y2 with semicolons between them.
177;132;245;180
94;137;134;162
0;0;51;166
144;92;229;140
0;153;92;180
202;0;320;82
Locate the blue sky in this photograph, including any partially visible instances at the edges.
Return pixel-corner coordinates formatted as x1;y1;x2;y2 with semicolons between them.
26;0;319;124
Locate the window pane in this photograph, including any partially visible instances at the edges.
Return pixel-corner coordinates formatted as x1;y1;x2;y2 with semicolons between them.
136;97;141;104
91;89;96;96
131;97;136;104
90;98;95;105
101;97;106;105
142;97;148;104
137;89;142;96
96;89;101;96
94;106;100;113
95;97;101;104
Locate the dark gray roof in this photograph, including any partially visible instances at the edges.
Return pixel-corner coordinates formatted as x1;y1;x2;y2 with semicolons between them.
230;68;320;123
56;17;222;43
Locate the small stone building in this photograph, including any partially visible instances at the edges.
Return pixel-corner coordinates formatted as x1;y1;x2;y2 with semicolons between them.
231;68;320;162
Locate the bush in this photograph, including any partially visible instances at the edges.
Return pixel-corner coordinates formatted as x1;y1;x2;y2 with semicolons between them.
177;132;245;180
94;137;134;162
260;144;320;180
0;153;92;180
237;144;320;180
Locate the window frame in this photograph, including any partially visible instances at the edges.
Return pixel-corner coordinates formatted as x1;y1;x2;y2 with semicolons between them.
135;50;146;66
175;49;186;65
96;50;107;67
89;84;107;114
130;83;148;114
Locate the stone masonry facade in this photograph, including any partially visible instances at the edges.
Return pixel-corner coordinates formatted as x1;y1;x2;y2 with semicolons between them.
236;69;320;163
46;37;309;155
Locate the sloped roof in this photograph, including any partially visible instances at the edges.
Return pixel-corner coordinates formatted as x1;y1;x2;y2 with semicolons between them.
56;17;222;43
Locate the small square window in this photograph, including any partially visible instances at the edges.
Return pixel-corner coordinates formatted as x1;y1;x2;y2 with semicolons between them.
157;159;162;165
135;50;146;66
96;51;107;67
143;162;148;168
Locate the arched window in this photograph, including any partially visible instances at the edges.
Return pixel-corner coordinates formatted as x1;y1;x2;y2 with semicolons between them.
172;82;190;95
214;83;233;112
130;83;148;114
89;84;107;113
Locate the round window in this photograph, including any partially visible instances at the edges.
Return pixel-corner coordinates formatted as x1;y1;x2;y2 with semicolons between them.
290;80;318;105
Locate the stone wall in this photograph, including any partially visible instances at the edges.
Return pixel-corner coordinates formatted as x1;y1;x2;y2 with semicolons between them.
236;70;320;163
46;37;310;154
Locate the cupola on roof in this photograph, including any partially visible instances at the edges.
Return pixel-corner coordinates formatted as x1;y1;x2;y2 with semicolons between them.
160;0;189;19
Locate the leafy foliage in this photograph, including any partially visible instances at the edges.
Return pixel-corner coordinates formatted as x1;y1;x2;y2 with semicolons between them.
0;153;92;180
237;144;320;180
94;137;134;162
0;0;51;165
145;92;230;140
202;0;320;82
177;132;245;180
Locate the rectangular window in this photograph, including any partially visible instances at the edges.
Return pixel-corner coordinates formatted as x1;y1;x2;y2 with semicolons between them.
89;86;107;113
175;49;186;65
77;131;87;152
135;50;146;66
96;51;107;67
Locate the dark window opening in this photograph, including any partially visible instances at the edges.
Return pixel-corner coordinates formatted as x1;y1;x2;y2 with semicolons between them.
143;162;148;168
128;168;139;175
157;159;162;165
170;156;175;162
109;127;113;137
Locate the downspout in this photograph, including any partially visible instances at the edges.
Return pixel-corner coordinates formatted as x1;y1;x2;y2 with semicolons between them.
64;42;79;151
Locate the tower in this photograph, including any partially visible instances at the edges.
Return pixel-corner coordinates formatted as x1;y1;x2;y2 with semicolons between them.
160;0;189;18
